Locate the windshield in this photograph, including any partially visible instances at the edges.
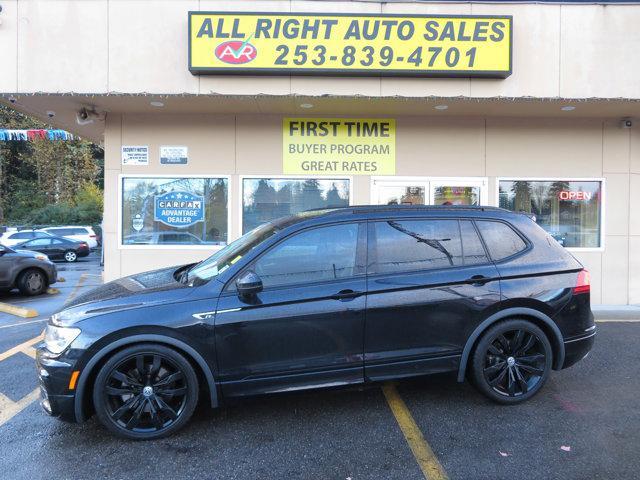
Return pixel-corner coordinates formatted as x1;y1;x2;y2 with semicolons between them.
185;222;280;286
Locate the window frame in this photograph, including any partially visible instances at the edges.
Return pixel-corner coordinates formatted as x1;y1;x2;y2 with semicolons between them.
366;217;495;277
495;177;606;252
239;174;354;236
225;221;367;293
118;174;232;250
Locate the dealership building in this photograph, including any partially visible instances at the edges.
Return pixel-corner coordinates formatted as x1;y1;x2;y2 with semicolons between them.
1;0;639;305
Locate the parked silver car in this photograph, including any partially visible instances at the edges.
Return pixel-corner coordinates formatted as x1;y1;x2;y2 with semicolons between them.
0;244;57;295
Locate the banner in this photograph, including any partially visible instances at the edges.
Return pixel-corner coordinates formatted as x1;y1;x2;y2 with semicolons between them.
189;13;511;78
154;191;205;228
283;118;395;175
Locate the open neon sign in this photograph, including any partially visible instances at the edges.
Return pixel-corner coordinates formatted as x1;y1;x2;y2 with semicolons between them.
558;191;592;201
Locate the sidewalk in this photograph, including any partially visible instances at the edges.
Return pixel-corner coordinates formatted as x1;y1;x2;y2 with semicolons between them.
592;305;640;321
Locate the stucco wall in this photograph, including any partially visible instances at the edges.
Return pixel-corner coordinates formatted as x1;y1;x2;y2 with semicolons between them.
103;113;639;305
1;1;640;99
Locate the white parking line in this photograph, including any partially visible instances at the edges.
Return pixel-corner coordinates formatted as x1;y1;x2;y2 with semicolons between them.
0;319;48;330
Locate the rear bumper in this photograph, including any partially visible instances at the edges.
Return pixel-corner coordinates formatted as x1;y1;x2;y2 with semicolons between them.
561;329;596;369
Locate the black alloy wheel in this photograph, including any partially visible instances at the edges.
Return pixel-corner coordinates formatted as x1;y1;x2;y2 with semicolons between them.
471;319;552;404
93;344;199;440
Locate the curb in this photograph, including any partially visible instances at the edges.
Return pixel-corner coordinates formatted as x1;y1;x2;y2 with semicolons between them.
592;305;640;321
0;303;38;318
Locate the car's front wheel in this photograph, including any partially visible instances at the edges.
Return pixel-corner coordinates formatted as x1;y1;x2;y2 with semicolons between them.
470;319;552;404
17;269;47;296
93;344;199;440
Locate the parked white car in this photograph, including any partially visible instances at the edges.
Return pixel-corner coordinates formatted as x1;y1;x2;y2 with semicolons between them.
0;229;53;247
39;226;99;249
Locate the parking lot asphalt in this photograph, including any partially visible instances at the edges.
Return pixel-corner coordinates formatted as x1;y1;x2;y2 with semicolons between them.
0;257;638;480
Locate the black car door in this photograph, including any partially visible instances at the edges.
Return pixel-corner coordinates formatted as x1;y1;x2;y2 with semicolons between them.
215;222;367;397
21;238;55;256
49;238;69;259
364;218;501;381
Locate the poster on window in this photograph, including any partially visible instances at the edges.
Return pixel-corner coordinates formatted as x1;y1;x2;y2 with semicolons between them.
154;191;205;228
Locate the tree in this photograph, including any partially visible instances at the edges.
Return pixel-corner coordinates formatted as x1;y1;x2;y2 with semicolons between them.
0;105;103;225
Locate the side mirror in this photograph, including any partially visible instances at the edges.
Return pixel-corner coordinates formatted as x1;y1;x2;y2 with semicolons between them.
236;271;263;298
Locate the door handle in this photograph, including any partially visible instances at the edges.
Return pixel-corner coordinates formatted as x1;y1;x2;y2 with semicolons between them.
467;275;490;285
331;289;362;300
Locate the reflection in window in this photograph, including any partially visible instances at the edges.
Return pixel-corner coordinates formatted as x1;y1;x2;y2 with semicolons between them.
498;180;602;248
253;224;359;288
370;220;463;274
242;178;350;233
121;177;228;246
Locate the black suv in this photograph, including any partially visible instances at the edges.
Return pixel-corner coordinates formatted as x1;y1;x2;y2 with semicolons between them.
36;206;595;439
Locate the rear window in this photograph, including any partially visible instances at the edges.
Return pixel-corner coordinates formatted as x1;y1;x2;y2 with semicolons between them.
72;228;88;235
476;220;527;261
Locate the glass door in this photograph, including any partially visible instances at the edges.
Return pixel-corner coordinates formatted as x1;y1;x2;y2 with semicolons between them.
375;183;426;205
372;178;488;206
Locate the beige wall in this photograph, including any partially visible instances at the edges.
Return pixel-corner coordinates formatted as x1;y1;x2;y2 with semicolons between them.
2;1;640;99
104;113;637;305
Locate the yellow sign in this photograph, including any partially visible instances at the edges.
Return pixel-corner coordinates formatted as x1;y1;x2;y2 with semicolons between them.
189;13;511;78
283;118;396;175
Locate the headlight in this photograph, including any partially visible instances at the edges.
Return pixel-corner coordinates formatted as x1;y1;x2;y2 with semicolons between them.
44;325;81;354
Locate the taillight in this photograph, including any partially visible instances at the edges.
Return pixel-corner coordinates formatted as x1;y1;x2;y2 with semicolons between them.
89;235;96;238
574;269;590;295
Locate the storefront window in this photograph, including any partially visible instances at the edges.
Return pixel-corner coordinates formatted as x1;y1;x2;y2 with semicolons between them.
242;178;350;233
121;177;228;246
498;180;602;248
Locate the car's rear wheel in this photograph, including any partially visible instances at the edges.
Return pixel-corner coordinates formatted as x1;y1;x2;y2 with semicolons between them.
93;344;199;440
17;269;47;296
64;250;77;262
470;319;552;404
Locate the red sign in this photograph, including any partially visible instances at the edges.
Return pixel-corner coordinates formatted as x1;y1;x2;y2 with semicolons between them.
215;41;257;64
558;191;592;201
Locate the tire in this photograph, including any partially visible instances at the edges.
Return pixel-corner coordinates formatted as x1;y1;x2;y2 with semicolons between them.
64;250;78;262
17;269;47;296
470;319;553;405
93;344;199;440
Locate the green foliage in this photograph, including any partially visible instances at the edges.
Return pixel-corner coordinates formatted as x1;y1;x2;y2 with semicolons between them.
0;105;103;225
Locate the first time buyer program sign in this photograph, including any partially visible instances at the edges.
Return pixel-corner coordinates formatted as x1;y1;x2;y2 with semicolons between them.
283;118;396;175
189;13;512;77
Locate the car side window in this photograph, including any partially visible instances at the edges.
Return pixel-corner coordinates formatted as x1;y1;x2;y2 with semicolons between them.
10;232;30;239
369;219;463;274
51;239;65;245
460;220;489;265
475;220;527;261
73;228;88;235
26;238;52;246
252;223;360;288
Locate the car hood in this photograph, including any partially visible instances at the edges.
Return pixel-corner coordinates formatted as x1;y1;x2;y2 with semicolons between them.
60;265;191;317
13;249;43;258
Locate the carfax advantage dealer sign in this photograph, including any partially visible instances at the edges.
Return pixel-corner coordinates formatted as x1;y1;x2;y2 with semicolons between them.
189;12;512;77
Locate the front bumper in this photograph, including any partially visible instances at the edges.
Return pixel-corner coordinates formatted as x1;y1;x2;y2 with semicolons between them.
35;345;79;422
562;329;596;369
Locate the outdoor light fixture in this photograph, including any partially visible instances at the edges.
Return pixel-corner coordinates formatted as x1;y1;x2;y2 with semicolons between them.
300;103;314;109
561;106;576;111
150;101;164;107
434;105;449;110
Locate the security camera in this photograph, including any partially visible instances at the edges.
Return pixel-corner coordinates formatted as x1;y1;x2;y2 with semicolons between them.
621;118;633;129
76;107;98;125
46;110;56;118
